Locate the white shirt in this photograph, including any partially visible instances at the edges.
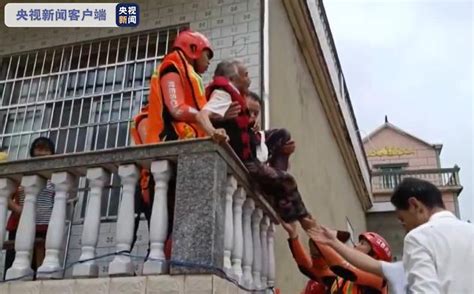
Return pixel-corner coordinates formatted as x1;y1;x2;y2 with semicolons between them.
381;261;407;294
402;211;474;294
256;130;269;162
202;87;235;118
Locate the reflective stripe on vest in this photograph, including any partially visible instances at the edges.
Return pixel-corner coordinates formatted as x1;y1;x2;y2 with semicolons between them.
145;50;207;144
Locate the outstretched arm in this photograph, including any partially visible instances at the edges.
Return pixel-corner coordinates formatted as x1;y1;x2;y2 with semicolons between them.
196;109;228;143
307;226;383;277
282;221;334;284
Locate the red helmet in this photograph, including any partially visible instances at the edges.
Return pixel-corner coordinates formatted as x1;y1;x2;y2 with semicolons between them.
359;232;392;262
173;30;213;60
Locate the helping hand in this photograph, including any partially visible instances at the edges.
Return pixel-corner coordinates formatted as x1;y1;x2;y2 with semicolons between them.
223;101;241;119
306;225;338;245
211;128;229;144
281;140;296;154
281;221;299;239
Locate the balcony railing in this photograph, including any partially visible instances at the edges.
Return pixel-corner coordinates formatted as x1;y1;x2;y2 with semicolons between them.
0;139;279;292
371;167;461;192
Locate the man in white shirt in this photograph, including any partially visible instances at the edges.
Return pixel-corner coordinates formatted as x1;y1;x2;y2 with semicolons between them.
391;178;474;293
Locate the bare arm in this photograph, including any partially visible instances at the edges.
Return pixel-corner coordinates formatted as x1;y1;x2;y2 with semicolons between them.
8;190;22;214
196;109;228;143
196;110;217;136
331;237;383;277
307;226;384;277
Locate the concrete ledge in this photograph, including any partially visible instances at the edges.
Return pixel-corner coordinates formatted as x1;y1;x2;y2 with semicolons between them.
0;275;253;294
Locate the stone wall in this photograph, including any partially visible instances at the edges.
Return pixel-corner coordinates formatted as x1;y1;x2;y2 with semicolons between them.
0;275;252;294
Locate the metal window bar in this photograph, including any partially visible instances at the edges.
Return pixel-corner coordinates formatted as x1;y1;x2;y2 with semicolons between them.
0;26;186;220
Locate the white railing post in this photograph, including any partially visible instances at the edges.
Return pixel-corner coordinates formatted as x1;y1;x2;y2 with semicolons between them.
267;223;276;288
109;164;139;276
223;175;237;275
6;175;46;280
251;208;263;289
37;172;75;279
260;215;270;287
143;160;172;275
0;178;15;252
242;198;255;289
231;187;245;281
73;167;109;278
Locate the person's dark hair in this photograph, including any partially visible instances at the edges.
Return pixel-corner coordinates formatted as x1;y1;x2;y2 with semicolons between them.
248;91;262;106
29;137;55;157
390;178;445;210
214;60;239;80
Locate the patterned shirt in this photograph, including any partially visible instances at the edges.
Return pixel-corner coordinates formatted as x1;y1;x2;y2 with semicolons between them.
17;180;55;225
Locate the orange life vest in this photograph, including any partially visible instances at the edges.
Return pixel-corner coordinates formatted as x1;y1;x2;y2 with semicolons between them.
144;50;208;144
130;50;207;205
329;277;387;294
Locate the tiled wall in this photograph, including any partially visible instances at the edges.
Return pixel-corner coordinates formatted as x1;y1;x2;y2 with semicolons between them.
1;0;262;92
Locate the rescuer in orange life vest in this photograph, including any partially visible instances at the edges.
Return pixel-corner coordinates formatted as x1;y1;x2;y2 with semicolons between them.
131;29;241;145
129;30;241;260
282;217;392;294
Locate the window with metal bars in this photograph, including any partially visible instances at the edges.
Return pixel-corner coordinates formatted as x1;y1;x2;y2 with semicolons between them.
0;25;186;219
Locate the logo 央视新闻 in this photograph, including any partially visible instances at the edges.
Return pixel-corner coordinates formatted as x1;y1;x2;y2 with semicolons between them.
116;3;139;27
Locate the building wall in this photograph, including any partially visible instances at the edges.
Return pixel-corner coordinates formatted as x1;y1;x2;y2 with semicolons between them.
442;191;457;214
366;212;405;261
269;1;367;292
365;127;439;170
372;191;457;213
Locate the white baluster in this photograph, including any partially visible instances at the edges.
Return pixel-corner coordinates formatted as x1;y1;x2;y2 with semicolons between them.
6;175;46;280
143;160;172;275
0;178;15;252
242;198;255;289
260;216;270;287
267;223;276;288
73;167;109;278
223;175;237;275
251;208;263;289
231;187;245;281
37;172;75;279
109;164;139;276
